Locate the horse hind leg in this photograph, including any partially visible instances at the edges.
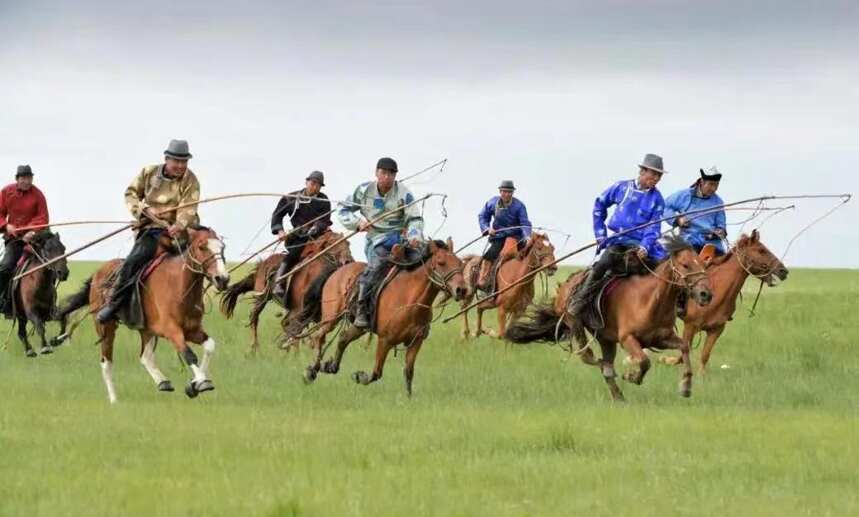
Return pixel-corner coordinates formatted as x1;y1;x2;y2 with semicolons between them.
597;338;624;402
98;323;118;404
17;316;36;358
402;338;425;397
139;335;173;392
353;336;393;387
698;325;725;375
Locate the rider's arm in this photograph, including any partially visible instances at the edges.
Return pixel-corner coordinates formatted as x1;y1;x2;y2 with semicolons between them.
517;201;532;241
714;201;727;237
31;187;49;227
338;183;368;231
174;173;200;229
311;193;333;234
0;189;7;232
663;189;686;227
270;195;295;234
593;181;621;242
124;167;148;219
478;198;494;235
402;190;424;242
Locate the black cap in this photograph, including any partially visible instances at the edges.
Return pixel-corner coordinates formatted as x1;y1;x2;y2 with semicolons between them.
699;167;723;182
376;157;398;173
15;165;33;178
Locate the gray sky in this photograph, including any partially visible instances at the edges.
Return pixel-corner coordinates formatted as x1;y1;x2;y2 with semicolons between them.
1;0;856;267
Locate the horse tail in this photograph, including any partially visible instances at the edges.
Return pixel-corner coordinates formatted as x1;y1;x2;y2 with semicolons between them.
283;264;338;338
219;266;257;318
54;276;93;322
504;302;569;344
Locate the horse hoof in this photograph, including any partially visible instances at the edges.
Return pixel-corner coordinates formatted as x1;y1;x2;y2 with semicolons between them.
195;380;215;394
39;346;54;355
158;380;175;392
50;335;66;347
185;383;199;399
679;385;692;398
25;349;37;358
352;371;366;384
303;367;318;384
322;360;338;375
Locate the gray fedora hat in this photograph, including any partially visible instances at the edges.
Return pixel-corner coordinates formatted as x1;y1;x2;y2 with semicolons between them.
15;164;33;178
499;180;516;191
639;153;667;174
164;139;192;160
306;170;325;186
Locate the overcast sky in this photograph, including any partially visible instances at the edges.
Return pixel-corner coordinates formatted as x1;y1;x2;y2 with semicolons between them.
1;0;856;267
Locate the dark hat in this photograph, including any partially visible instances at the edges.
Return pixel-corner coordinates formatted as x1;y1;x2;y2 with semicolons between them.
376;157;398;172
699;166;722;182
498;180;516;191
164;139;192;160
639;153;667;174
15;164;33;178
306;170;325;186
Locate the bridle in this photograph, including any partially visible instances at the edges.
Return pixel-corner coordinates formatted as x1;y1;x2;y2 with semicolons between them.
731;242;783;284
181;233;226;278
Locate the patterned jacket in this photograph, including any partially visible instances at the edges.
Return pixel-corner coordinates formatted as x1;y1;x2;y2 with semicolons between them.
125;164;200;230
593;179;666;260
338;181;423;261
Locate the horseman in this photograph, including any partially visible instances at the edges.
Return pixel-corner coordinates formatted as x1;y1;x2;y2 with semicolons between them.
270;170;332;299
338;157;424;329
476;180;532;292
567;153;668;317
664;166;727;255
96;139;201;323
0;165;50;315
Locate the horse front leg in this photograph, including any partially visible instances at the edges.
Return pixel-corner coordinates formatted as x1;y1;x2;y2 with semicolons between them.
475;307;486;337
403;338;425;397
28;312;52;355
304;321;335;383
168;329;213;399
597;337;624;402
660;323;696;367
460;304;472;340
353;336;392;386
138;334;173;392
620;334;651;385
322;325;365;375
17;316;36;358
698;325;726;375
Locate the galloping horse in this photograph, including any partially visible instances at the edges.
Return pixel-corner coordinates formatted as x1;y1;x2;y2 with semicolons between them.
661;230;789;372
506;236;714;401
9;231;69;357
54;227;230;403
303;239;467;396
459;232;557;339
219;230;353;353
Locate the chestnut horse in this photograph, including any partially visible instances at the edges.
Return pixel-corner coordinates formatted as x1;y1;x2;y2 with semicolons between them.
219;230;353;353
303;239;467;396
459;232;558;339
506;236;714;401
10;232;70;357
661;230;789;372
53;227;230;403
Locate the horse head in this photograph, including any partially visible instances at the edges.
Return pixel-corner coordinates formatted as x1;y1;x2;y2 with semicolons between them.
35;231;69;282
307;230;353;267
427;238;467;301
186;227;230;291
734;229;789;286
663;234;713;307
520;232;558;276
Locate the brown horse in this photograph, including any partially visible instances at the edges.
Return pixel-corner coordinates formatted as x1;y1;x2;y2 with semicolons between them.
219;230;353;353
54;227;230;403
10;232;69;357
303;239;467;396
661;230;789;372
459;232;558;339
506;236;714;401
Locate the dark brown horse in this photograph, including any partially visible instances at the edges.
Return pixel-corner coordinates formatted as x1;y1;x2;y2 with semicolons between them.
219;230;353;353
10;232;69;356
459;232;558;339
303;239;467;396
661;230;789;372
54;227;229;403
506;236;715;401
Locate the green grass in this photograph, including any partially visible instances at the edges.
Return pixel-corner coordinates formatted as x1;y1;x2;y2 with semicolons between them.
1;262;857;516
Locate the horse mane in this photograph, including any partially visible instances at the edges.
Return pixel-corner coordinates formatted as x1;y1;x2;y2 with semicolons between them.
386;240;450;272
661;234;694;256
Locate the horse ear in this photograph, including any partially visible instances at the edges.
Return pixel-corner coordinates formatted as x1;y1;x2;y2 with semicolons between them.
699;244;717;266
446;237;454;251
428;240;438;253
751;229;760;242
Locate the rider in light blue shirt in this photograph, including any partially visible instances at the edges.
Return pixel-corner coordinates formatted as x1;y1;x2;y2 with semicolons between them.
664;166;727;255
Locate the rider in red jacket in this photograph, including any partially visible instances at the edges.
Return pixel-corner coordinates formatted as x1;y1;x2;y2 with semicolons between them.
0;165;50;313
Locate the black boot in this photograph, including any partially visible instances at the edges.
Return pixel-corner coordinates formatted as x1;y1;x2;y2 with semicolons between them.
272;257;291;298
353;285;370;329
567;268;603;317
96;296;122;324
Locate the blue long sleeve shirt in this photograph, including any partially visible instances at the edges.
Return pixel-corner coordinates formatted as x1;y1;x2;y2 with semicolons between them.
478;197;532;242
593;179;666;260
664;187;727;253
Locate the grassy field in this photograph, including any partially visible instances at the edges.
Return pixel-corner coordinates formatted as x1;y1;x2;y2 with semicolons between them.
1;261;857;516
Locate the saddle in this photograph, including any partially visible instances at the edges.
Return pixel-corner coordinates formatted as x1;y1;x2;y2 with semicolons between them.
7;245;48;318
466;237;521;301
102;252;170;329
